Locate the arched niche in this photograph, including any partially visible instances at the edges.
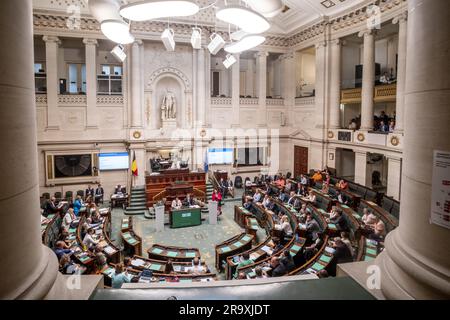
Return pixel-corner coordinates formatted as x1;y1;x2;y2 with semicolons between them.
145;67;193;130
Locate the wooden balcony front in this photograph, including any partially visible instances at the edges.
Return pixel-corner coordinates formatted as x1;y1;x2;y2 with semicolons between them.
340;83;397;104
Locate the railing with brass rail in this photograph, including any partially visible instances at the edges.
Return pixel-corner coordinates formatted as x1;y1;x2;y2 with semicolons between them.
341;83;397;104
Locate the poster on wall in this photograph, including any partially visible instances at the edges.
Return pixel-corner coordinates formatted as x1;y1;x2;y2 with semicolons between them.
430;150;450;229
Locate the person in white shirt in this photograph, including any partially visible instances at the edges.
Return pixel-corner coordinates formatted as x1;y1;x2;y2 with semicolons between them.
262;194;271;209
253;190;262;203
276;215;293;236
361;208;371;225
190;257;205;274
171;197;182;210
300;175;308;186
287;191;296;206
82;228;99;250
62;207;77;229
302;190;316;204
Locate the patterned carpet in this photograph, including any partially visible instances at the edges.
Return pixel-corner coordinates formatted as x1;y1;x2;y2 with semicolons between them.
108;189;249;279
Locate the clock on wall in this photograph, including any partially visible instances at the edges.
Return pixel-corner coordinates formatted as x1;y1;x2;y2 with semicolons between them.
357;133;365;142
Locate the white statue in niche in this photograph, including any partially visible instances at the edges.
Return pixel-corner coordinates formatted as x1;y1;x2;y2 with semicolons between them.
161;89;176;120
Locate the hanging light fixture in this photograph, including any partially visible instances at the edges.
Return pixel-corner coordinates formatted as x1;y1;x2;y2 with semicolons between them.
224;35;266;54
161;28;176;51
223;54;237;69
208;33;225;55
120;0;200;22
101;19;135;44
216;5;270;34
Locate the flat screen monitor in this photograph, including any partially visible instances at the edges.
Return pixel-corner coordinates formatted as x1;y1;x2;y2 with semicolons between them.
99;152;129;170
208;148;233;164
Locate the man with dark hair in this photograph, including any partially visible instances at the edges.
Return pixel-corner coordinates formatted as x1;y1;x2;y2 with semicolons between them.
94;184;104;205
281;250;295;272
234;252;253;278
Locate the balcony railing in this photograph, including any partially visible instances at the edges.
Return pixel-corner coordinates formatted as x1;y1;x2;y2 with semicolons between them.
239;97;259;105
266;98;284;106
341;83;397;104
35;94;124;106
211;97;231;105
295;96;315;106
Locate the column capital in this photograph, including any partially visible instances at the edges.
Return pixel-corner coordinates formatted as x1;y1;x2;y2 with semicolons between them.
82;38;98;46
279;52;295;61
42;35;60;45
329;38;342;46
392;11;408;25
358;28;377;38
256;50;269;58
315;40;327;49
133;39;144;46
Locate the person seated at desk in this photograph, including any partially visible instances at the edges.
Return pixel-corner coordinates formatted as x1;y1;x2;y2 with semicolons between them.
62;207;78;230
111;263;132;289
361;208;371;225
321;182;330;194
59;254;81;275
192;195;205;207
254;266;267;279
303;232;324;261
297;204;308;223
54;241;73;260
226;178;234;195
190;257;206;274
82;228;99;250
183;193;196;207
312;170;323;183
270;238;284;257
219;178;228;198
287;191;297;206
340;232;354;257
252;189;263;203
58;226;69;243
330;239;353;273
171;197;183;210
234;253;254;278
297;183;308;197
335;190;348;205
268;256;287;277
275;177;286;188
114;184;125;194
94;251;108;274
366;214;386;241
302;190;316;205
85;185;95;200
264;182;275;196
44;197;61;217
285;180;293;193
338;180;348;190
281;250;295;273
94;184;104;205
262;194;270;208
243;197;253;210
300;174;308;186
327;208;349;232
278;189;288;203
275;215;293;236
73;195;84;216
245;178;253;188
305;213;320;243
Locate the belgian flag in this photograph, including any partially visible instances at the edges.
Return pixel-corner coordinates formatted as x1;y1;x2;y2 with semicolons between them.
131;150;138;176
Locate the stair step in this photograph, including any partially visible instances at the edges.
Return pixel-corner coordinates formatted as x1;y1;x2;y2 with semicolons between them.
124;210;145;216
130;201;147;206
125;206;147;211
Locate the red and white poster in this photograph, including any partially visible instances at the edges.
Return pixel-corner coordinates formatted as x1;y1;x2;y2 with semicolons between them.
431;150;450;229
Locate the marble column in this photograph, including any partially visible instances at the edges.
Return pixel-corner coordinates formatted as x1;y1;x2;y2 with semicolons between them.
354;151;368;186
393;12;408;133
376;0;450;299
314;41;327;131
281;52;296;127
257;51;268;126
358;29;376;131
130;40;143;128
231;54;240;127
0;0;67;299
197;48;206;126
192;49;198;127
43;35;60;131
83;38;98;129
387;156;401;200
329;39;342;129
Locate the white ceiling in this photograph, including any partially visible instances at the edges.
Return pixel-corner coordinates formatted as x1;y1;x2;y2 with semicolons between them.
33;0;372;35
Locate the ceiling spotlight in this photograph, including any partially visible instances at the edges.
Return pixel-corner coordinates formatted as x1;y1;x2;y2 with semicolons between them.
161;28;175;51
191;27;202;49
208;33;225;55
111;44;127;62
216;5;270;34
224;35;266;54
223;54;237;69
101;19;135;44
120;0;200;22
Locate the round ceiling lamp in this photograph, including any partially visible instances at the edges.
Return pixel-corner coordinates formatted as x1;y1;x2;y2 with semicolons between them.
120;0;200;22
224;35;266;54
100;19;135;44
216;5;270;34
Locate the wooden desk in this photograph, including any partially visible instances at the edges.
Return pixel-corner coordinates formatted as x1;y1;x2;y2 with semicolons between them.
215;233;254;272
121;230;142;257
110;193;129;209
147;244;201;262
245;217;259;240
234;205;252;228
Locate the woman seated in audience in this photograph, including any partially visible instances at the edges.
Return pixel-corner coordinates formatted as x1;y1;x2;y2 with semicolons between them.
300;174;308;186
111;263;131;288
82;228;99;250
302;190;316;205
59;254;81;275
62;207;77;230
252;189;263;203
335;190;348;205
361;208;371;225
321;181;330;194
328;206;339;220
73;195;84;216
297;203;308;223
94;251;108;274
327;208;349;232
275;215;293;237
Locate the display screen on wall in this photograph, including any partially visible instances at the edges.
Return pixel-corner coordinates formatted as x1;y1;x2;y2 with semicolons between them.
54;154;92;178
99;152;129;170
208;148;234;164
